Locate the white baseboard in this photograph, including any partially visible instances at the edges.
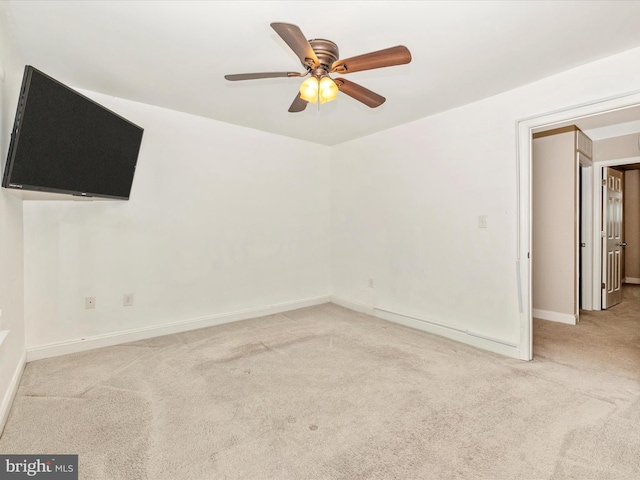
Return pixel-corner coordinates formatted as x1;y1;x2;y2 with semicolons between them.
331;296;521;359
330;296;374;315
27;295;331;362
625;277;640;285
0;348;26;437
532;308;577;325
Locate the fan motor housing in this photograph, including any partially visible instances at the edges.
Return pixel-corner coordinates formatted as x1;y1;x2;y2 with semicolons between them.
308;39;339;69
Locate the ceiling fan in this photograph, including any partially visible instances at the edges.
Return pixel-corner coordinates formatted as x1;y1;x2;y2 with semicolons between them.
224;22;412;112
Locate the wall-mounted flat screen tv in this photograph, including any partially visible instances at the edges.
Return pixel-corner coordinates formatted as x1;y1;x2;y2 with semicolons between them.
2;66;144;200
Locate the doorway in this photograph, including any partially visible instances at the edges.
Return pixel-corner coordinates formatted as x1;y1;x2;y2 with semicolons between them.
517;93;640;361
595;159;640;309
531;132;636;319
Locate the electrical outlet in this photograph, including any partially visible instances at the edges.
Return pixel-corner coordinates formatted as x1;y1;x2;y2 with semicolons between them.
123;294;134;307
478;215;488;229
85;297;96;309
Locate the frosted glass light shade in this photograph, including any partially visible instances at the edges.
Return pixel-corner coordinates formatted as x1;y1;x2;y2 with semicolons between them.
299;77;319;103
319;77;338;103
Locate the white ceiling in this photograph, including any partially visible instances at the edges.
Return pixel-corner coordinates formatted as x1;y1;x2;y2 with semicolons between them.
2;1;640;146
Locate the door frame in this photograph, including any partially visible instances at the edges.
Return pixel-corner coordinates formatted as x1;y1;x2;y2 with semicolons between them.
517;91;640;361
579;153;593;312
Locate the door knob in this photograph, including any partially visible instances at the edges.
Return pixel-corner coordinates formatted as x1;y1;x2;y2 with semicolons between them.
619;242;627;247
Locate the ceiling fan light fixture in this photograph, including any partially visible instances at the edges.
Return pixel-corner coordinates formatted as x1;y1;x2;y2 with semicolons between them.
226;22;412;112
299;77;319;103
299;76;339;104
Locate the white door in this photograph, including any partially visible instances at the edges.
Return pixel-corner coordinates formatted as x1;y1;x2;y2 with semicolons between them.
602;167;624;309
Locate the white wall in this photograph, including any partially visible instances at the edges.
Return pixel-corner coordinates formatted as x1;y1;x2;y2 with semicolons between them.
23;93;331;355
331;45;640;358
0;25;26;433
331;100;522;350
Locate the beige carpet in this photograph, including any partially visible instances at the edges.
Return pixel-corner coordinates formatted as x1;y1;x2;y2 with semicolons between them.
1;287;639;479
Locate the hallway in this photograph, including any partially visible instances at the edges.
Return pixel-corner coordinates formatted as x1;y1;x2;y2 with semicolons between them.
534;284;640;380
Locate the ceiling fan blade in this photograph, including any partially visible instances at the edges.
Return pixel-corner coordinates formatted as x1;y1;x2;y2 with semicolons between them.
271;22;319;69
335;78;385;108
288;93;308;113
331;45;411;74
225;72;302;81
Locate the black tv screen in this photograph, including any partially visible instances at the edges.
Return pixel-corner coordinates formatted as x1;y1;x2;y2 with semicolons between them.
2;66;143;199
